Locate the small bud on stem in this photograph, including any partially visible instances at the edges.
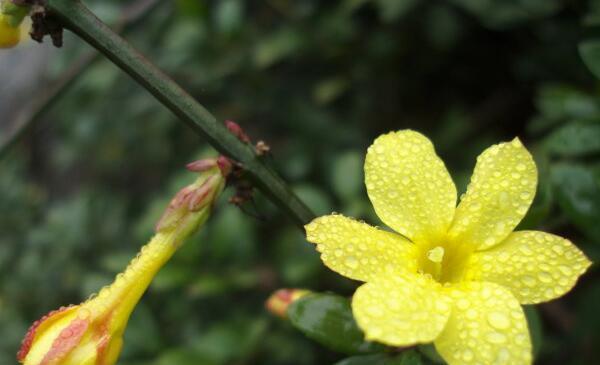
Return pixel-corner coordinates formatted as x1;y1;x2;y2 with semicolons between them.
265;288;312;319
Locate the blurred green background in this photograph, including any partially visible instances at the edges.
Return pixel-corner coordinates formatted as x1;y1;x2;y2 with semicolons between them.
1;0;600;364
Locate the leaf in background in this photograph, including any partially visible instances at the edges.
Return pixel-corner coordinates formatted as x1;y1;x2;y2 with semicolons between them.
524;306;543;357
518;149;553;230
551;163;600;243
121;302;161;357
580;40;600;80
449;0;561;29
214;0;243;35
375;0;419;23
528;85;600;135
176;0;207;17
253;27;304;69
274;227;322;285
287;293;385;355
584;0;600;26
417;344;445;364
155;348;218;365
293;184;334;216
543;121;600;157
330;151;364;200
313;77;349;105
335;350;428;365
535;85;600;122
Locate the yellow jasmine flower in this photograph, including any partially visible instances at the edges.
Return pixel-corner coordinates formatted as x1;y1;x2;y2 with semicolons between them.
305;130;591;365
0;13;20;48
17;157;231;365
0;1;28;48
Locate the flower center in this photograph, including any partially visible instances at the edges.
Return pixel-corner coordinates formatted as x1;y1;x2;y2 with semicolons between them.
426;246;445;263
417;242;472;284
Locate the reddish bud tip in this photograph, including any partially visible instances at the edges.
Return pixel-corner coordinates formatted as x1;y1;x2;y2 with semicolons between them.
265;289;311;319
225;120;251;143
216;156;232;177
187;177;214;211
186;159;217;172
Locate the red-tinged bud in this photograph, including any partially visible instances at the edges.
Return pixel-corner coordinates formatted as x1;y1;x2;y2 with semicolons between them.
155;160;227;239
225;120;251;143
216;155;232;176
186;158;217;172
265;289;312;319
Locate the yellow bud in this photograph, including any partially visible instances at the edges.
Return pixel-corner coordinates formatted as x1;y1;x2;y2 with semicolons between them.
0;14;20;48
17;158;230;365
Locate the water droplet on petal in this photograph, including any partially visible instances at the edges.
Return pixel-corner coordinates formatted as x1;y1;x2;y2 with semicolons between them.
345;256;359;269
457;298;470;310
521;275;536;287
487;312;510;330
487;331;507;344
538;271;552;283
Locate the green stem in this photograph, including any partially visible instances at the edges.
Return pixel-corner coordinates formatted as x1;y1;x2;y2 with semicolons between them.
45;0;315;227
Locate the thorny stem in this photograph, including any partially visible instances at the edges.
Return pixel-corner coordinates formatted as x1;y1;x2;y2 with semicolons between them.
44;0;315;228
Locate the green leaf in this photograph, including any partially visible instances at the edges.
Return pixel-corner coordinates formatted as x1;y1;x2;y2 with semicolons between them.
288;293;385;355
535;85;600;123
543;121;600;157
335;350;428;365
579;40;600;80
551;163;600;242
418;344;445;364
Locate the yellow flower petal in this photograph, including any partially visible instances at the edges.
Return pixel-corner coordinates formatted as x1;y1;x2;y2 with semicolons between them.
305;214;416;282
352;273;451;346
435;282;532;365
365;130;456;243
19;306;79;365
448;138;537;250
468;231;592;304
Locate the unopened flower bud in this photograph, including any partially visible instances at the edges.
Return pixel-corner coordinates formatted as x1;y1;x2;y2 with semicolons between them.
17;160;228;365
225;120;251;143
265;288;312;319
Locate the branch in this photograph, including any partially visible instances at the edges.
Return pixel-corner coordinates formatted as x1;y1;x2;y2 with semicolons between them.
0;0;163;160
44;0;316;227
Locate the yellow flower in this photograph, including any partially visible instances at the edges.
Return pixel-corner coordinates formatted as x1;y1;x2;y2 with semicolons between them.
305;131;591;365
17;157;231;365
0;13;20;48
0;1;29;48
